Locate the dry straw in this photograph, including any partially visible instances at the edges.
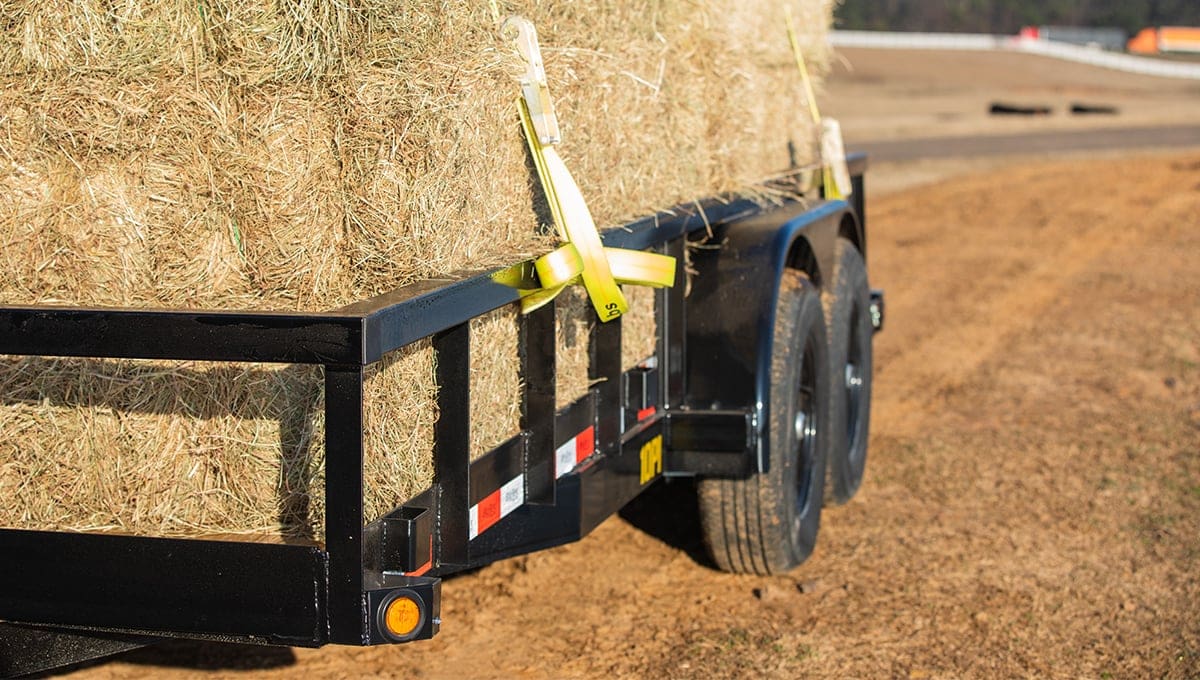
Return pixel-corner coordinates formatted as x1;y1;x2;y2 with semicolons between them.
0;0;833;540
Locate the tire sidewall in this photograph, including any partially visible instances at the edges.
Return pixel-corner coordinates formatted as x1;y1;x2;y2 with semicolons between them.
772;273;830;566
825;239;873;504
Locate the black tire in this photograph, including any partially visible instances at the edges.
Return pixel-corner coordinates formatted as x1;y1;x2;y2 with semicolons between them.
823;238;873;505
698;269;830;574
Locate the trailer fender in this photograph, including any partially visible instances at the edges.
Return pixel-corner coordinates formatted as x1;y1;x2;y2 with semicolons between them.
684;199;856;474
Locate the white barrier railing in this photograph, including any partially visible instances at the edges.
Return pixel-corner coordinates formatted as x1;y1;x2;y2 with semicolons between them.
829;30;1004;51
1014;39;1200;79
829;30;1200;80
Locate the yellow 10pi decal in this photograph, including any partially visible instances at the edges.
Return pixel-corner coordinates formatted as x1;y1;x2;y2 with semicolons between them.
639;435;663;485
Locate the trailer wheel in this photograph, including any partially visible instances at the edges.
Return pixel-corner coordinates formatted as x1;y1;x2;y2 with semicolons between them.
823;238;873;505
698;269;829;574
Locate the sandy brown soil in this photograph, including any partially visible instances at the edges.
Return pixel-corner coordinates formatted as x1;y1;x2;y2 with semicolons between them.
54;53;1200;680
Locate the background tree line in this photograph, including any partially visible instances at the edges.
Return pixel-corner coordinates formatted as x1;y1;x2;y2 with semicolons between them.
835;0;1200;35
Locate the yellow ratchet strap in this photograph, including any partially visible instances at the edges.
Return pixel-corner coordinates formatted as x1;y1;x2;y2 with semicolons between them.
786;10;844;200
495;17;676;321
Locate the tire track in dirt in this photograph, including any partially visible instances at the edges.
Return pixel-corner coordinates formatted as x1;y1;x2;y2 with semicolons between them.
867;155;1166;438
811;152;1200;677
873;215;1136;438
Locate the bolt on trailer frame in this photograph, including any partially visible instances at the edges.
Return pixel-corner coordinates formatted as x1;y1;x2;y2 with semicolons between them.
0;155;870;675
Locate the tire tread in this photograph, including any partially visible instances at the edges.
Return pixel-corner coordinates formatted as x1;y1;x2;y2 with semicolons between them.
698;270;829;575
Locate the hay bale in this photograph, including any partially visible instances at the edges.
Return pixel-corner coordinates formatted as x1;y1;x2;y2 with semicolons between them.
0;0;834;539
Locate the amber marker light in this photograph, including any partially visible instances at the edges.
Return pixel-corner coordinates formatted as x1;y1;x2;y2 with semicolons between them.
379;591;424;641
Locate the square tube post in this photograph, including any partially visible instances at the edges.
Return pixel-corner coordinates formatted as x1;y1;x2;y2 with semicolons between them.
590;314;622;451
433;323;471;568
520;302;557;504
660;238;687;408
324;365;367;645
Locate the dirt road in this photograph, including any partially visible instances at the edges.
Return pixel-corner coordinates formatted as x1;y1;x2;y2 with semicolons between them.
853;125;1200;163
59;150;1200;679
824;48;1200;142
56;47;1200;679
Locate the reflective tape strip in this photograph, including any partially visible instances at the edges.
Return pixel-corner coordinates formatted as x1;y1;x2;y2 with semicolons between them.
577;426;595;460
554;426;596;479
554;440;574;479
405;537;434;577
468;474;525;540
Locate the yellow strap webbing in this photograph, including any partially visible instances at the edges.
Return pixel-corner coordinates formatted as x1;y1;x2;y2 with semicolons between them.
786;9;843;200
496;17;676;321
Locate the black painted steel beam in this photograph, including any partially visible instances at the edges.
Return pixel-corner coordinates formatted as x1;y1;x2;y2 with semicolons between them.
0;308;362;363
0;530;326;645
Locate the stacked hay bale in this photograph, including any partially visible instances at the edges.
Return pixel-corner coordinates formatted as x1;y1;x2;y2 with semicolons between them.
0;0;834;539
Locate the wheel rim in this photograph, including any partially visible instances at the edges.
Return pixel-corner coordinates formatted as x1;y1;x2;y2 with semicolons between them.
844;298;865;462
793;341;819;525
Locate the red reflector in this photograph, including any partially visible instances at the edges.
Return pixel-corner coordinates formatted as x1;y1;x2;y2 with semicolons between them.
576;426;595;462
477;491;501;534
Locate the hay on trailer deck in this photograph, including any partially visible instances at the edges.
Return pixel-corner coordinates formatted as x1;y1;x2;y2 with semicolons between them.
0;0;834;539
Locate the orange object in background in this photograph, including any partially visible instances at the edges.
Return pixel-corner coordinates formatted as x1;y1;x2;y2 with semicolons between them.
1128;26;1200;54
1128;27;1159;53
1159;26;1200;53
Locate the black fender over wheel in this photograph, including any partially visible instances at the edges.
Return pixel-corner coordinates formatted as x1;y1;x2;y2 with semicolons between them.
698;269;830;574
823;238;873;505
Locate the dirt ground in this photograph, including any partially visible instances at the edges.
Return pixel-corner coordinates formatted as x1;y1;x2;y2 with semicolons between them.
57;53;1200;679
824;48;1200;142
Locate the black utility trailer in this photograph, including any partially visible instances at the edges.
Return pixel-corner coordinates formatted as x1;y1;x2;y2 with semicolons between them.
0;156;879;677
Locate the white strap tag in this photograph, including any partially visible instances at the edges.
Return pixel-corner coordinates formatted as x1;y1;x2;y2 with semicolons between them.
821;118;852;198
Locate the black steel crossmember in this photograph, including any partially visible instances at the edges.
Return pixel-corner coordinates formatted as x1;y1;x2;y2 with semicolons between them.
0;530;327;645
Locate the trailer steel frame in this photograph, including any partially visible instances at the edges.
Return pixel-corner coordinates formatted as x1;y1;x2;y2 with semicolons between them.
0;156;867;673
